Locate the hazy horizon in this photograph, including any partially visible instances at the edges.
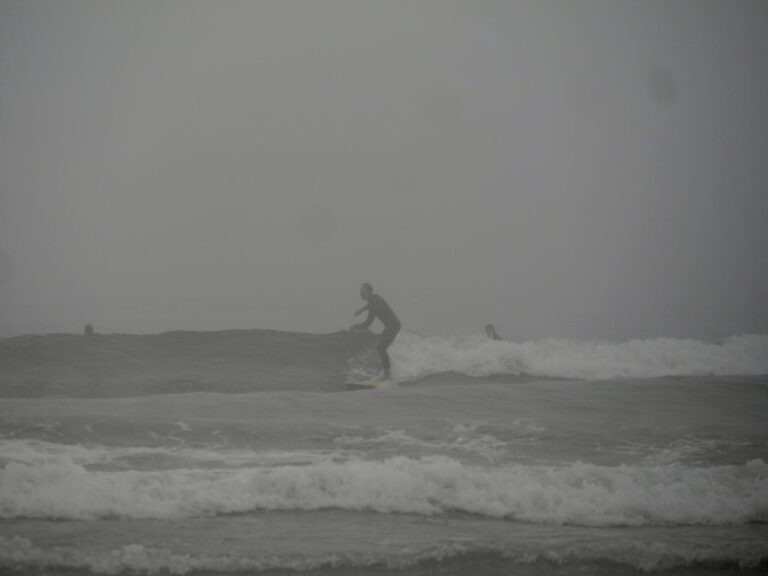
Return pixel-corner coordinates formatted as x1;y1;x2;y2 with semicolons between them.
2;1;767;341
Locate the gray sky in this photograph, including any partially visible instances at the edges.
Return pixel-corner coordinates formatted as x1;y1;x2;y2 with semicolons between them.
1;0;767;340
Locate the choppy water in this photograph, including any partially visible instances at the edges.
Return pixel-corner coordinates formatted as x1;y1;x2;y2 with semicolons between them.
1;330;767;575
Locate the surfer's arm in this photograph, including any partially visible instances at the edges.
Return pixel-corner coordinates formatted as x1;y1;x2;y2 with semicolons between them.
354;304;370;317
360;310;375;328
352;308;376;330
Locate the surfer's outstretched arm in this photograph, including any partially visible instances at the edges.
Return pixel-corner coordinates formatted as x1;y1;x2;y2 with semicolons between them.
354;304;370;317
351;309;375;331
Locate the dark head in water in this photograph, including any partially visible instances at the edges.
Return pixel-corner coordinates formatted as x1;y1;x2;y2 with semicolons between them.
485;324;502;341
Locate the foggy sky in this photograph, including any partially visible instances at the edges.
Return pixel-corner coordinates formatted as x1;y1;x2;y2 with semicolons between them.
1;0;767;340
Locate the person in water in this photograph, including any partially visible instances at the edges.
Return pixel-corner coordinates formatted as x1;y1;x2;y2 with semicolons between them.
485;324;503;341
351;283;401;378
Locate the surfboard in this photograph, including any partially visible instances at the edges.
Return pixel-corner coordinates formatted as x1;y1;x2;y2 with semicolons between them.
345;377;402;390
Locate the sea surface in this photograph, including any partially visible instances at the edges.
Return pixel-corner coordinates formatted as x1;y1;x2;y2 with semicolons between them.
0;329;767;575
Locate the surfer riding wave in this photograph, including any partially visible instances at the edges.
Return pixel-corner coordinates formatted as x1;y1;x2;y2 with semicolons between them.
351;283;401;378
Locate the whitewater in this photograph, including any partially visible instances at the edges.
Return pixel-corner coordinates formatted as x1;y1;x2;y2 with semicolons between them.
1;330;767;575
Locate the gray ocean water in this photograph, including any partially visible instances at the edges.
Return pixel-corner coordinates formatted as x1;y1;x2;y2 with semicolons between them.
1;330;767;575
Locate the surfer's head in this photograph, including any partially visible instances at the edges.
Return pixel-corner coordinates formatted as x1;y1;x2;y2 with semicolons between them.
485;324;496;337
360;283;373;300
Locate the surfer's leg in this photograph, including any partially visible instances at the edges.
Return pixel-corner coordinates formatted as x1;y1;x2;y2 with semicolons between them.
377;327;399;377
378;347;391;377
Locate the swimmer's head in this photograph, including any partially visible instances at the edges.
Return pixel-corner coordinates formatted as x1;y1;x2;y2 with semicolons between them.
485;324;495;336
360;283;373;299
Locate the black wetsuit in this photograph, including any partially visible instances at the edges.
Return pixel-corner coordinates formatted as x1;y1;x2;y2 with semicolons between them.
358;294;401;375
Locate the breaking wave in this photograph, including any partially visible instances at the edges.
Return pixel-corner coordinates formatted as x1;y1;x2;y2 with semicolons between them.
2;454;766;526
2;330;767;398
387;333;768;381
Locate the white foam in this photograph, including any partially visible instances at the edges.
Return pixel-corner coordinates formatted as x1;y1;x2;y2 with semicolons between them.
387;333;768;380
1;454;766;526
335;425;508;463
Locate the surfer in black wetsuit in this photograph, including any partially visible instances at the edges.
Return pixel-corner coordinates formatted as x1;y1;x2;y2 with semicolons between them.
351;283;401;378
485;324;503;341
